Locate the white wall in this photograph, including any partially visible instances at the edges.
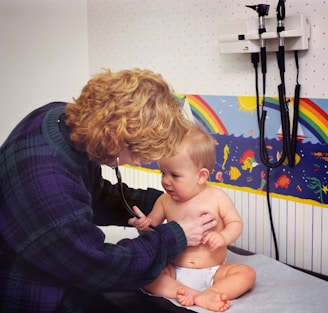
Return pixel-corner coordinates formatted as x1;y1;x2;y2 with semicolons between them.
87;0;328;98
0;0;89;144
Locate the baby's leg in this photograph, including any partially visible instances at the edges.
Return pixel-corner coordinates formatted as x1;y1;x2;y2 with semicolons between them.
211;263;256;300
143;264;178;298
189;263;255;312
144;264;200;302
176;265;230;311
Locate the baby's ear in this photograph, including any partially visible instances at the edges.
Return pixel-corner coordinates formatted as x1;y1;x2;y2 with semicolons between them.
198;168;210;184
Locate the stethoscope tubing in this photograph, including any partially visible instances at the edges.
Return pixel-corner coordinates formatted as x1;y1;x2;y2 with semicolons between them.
114;158;156;230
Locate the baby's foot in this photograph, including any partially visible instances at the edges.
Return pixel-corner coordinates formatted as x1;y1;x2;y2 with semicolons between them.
176;287;199;307
194;290;230;312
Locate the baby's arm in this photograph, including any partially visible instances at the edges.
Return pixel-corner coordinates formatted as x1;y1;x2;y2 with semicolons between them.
202;231;227;251
128;206;154;231
203;189;242;249
217;189;243;244
128;194;166;232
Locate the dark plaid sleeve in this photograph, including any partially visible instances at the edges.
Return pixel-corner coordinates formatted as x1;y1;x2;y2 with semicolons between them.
91;166;163;226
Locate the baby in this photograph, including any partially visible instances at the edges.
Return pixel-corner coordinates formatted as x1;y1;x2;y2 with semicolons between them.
129;123;256;312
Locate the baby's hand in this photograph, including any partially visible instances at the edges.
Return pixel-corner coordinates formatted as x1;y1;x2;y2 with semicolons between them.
128;206;153;232
202;231;227;251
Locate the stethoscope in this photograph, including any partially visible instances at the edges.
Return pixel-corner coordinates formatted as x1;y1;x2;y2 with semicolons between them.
114;157;156;230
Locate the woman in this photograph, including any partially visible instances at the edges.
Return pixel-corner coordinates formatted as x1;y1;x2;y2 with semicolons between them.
0;68;217;313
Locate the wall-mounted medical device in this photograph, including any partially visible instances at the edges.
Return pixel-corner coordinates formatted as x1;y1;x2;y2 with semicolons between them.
218;14;310;54
221;2;310;262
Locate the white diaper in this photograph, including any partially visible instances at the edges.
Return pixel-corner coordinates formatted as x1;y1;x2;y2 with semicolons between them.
175;265;220;291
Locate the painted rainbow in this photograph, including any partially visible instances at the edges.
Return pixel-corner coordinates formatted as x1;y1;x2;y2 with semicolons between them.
186;94;228;135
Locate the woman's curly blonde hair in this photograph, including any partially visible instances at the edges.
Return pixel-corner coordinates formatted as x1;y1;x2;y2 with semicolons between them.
65;68;191;165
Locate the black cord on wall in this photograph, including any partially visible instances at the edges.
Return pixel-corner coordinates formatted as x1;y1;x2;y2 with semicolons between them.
251;49;301;262
251;52;280;261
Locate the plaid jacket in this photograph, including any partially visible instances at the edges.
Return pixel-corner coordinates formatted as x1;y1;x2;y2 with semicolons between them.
0;102;186;312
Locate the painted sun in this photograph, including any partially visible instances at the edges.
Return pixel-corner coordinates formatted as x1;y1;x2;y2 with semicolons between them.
238;96;257;114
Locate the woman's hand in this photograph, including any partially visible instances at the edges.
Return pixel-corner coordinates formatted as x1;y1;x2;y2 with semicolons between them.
176;213;217;246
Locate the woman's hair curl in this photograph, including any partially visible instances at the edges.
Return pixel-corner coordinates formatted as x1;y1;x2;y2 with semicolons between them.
66;68;191;164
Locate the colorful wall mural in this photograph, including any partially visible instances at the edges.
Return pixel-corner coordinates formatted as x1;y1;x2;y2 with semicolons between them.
143;95;328;207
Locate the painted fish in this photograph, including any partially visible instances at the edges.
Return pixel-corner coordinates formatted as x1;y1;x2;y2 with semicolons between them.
229;166;241;181
274;174;291;189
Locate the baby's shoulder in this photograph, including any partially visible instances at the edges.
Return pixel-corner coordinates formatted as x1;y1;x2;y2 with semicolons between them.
204;185;233;204
206;184;226;196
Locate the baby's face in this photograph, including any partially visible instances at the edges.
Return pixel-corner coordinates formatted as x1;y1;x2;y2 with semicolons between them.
158;151;200;202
